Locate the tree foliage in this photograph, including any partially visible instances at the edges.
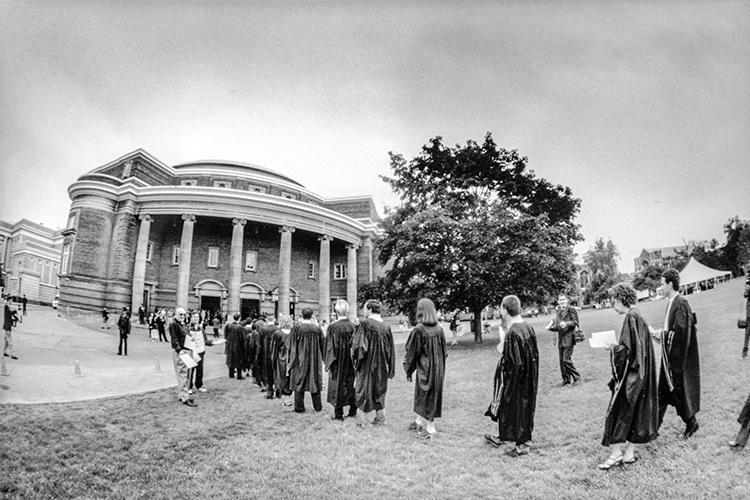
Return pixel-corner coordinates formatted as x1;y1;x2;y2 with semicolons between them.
373;133;582;340
582;238;626;303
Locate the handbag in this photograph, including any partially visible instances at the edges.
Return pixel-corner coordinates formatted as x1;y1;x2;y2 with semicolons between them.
573;329;585;343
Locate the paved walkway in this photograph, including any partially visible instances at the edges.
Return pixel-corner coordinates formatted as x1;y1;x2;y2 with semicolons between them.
0;307;228;404
0;308;423;404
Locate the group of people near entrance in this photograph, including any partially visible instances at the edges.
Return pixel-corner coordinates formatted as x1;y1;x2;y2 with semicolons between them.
162;265;750;465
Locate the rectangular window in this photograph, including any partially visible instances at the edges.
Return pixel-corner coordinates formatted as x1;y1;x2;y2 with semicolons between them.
245;251;257;272
172;246;180;266
333;263;347;280
61;244;71;274
180;180;197;186
308;261;316;279
146;241;154;262
208;247;219;268
67;213;77;229
213;180;232;189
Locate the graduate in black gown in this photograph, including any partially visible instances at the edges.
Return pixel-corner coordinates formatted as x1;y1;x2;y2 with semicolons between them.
270;316;293;403
729;392;750;449
255;315;277;398
351;299;395;426
324;299;358;420
287;308;325;413
599;282;658;470
484;295;539;456
404;298;447;440
655;268;700;439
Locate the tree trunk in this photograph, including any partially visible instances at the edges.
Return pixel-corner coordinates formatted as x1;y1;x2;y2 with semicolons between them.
473;306;484;343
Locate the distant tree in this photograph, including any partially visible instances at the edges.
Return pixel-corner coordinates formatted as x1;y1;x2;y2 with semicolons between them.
724;216;750;275
582;238;626;303
376;133;582;341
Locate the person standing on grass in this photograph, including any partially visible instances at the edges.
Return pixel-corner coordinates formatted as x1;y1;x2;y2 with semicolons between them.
654;268;700;439
404;298;447;440
271;316;294;405
188;310;208;394
351;299;395;426
484;295;538;456
729;392;750;449
287;308;325;413
170;307;196;407
599;283;658;469
324;300;358;421
546;294;581;387
449;314;459;346
117;307;131;356
3;296;18;360
742;276;750;359
225;313;246;380
256;315;277;397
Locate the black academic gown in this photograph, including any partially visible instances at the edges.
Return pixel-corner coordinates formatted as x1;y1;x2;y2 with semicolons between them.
324;318;357;408
485;322;538;444
351;317;395;413
602;308;659;446
403;323;447;420
270;329;292;395
224;322;246;370
288;322;325;393
255;323;277;387
660;295;701;421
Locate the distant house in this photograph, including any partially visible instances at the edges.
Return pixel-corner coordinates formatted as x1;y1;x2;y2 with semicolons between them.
634;245;689;273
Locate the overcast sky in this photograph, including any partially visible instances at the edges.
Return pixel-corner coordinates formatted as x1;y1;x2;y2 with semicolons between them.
1;1;748;272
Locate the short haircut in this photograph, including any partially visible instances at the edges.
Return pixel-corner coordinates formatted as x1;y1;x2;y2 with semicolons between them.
334;299;350;317
501;295;522;317
233;313;241;320
416;298;438;326
365;299;381;314
609;282;637;307
301;307;314;319
279;316;294;329
662;268;680;291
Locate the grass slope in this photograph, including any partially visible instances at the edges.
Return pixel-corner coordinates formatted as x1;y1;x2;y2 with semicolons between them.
2;280;749;499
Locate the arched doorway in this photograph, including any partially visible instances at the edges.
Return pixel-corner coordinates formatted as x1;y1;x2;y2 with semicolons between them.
193;279;227;315
268;286;299;320
239;282;265;320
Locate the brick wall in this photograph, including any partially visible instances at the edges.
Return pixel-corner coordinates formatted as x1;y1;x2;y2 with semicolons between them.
71;207;113;278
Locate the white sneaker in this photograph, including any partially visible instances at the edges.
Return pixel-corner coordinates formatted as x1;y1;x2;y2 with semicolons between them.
188;389;193;395
198;387;207;393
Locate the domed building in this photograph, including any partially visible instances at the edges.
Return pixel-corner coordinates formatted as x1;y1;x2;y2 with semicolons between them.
58;149;381;321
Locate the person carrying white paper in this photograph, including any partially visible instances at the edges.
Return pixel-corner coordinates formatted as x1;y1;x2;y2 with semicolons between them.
169;307;197;407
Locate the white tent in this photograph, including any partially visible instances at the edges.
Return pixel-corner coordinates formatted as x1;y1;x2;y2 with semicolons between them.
679;257;732;292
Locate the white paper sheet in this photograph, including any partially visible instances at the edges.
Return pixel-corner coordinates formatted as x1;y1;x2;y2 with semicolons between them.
588;330;617;349
180;352;198;368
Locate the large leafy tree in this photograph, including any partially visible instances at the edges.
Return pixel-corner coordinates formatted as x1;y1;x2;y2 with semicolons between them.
371;133;581;342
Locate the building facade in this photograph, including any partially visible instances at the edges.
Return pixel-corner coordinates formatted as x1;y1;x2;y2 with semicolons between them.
0;219;63;303
634;245;689;273
58;149;381;320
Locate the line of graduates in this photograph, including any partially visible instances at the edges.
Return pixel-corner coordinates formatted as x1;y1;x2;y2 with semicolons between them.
222;297;449;437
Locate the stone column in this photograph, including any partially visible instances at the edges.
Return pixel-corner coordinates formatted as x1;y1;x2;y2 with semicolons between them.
175;214;196;309
346;243;358;317
227;218;246;317
277;225;295;319
131;214;152;316
318;234;332;321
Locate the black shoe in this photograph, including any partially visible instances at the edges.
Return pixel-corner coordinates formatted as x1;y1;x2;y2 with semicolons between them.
484;434;504;447
331;415;344;421
3;354;8;358
10;355;18;360
683;421;699;439
117;353;122;356
182;400;197;407
557;381;570;387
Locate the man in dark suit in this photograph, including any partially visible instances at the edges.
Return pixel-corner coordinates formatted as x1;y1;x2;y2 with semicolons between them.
547;294;581;386
117;307;131;356
657;268;700;439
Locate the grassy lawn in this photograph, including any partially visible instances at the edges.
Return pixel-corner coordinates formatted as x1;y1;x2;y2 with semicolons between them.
2;279;749;499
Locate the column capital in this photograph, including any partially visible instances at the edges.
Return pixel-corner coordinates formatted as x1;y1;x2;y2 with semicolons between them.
232;218;247;226
139;214;153;222
318;234;333;242
346;242;360;251
181;214;196;222
279;225;296;234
